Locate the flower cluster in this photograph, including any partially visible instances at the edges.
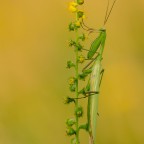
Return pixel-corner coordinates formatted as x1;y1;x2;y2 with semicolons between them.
68;1;85;31
65;0;90;143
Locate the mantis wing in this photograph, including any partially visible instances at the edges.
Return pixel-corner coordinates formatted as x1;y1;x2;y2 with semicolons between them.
87;59;102;144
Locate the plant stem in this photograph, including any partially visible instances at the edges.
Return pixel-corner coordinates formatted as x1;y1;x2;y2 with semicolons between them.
75;1;79;143
75;45;79;144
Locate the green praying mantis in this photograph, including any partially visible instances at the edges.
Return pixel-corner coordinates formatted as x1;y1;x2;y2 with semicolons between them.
81;0;117;143
67;0;117;143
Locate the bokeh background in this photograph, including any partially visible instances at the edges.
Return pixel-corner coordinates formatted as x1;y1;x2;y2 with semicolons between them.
0;0;144;144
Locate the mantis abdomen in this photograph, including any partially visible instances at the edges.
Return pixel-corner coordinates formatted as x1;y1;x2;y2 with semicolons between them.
87;59;102;144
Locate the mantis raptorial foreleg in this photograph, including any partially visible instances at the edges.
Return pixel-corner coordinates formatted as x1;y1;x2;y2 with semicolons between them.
82;55;100;72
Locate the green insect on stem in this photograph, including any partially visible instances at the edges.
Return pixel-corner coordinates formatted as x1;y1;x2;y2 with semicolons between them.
86;0;117;143
87;34;106;144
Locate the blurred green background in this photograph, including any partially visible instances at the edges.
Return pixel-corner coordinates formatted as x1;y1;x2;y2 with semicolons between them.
0;0;144;144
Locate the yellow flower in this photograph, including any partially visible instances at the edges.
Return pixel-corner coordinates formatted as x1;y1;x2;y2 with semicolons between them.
79;15;86;22
70;2;78;7
68;77;75;85
75;21;81;27
69;5;77;12
68;1;78;12
82;14;86;19
85;93;89;97
78;55;85;63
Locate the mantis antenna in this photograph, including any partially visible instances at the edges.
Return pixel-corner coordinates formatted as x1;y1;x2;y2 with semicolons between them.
104;0;117;25
104;0;110;25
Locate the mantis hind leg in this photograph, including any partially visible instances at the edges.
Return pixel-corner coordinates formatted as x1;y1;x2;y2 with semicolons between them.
96;69;104;117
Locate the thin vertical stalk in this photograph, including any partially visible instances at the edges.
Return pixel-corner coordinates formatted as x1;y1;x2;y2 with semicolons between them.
75;5;79;143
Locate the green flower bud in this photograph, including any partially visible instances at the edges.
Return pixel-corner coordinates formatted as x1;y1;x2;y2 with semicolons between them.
66;128;76;136
77;0;84;5
64;96;75;104
69;40;76;47
77;10;84;18
69;84;76;92
78;88;86;95
79;33;85;41
67;61;75;68
75;106;83;117
66;118;76;126
68;77;76;85
75;43;83;51
78;73;86;81
69;22;75;31
71;138;77;144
